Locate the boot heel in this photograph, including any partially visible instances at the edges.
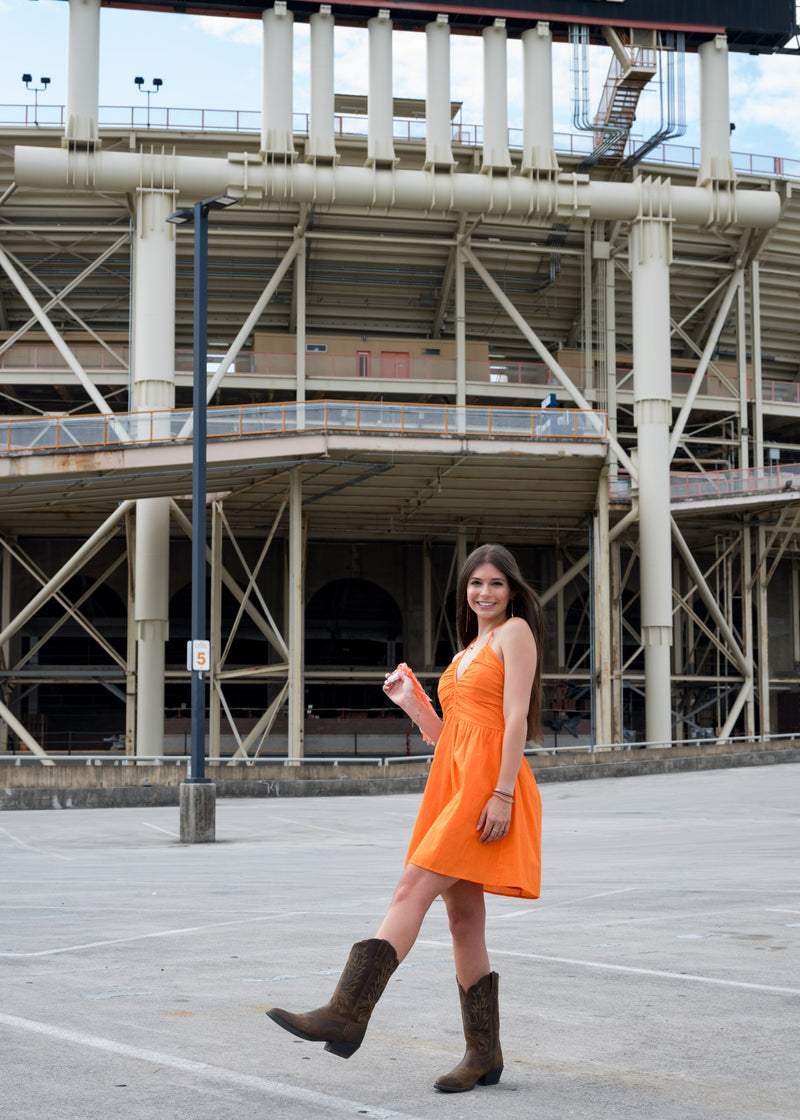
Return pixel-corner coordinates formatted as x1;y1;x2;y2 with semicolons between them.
324;1038;359;1059
478;1065;503;1086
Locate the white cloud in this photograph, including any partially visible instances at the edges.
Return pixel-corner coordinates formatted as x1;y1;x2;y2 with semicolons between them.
191;15;261;46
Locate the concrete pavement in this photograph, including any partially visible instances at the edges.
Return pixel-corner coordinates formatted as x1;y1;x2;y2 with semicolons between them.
1;764;798;1119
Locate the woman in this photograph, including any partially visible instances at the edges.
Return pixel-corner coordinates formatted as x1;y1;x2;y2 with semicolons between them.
267;543;543;1093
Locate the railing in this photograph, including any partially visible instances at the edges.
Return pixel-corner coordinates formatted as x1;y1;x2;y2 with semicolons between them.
2;102;798;181
4;344;800;406
609;464;800;503
0;400;608;454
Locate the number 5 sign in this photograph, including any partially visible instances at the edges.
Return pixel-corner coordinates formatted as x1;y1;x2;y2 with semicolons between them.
187;639;211;672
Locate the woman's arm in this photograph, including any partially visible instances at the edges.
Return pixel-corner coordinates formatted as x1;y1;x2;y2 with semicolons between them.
477;618;537;843
383;665;444;746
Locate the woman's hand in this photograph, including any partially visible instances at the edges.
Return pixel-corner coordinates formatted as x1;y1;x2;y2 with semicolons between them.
382;668;416;710
477;794;512;844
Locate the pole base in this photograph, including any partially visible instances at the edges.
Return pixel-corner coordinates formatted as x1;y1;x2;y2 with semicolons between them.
179;781;216;843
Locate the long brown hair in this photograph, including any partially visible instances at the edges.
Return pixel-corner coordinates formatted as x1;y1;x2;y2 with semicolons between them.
455;544;544;742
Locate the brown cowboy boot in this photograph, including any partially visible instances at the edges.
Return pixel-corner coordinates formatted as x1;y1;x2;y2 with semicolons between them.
434;971;503;1092
266;938;399;1059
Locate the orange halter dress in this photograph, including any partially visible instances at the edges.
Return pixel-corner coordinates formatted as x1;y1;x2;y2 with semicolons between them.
404;640;542;899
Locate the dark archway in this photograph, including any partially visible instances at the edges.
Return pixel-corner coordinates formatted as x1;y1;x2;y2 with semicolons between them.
305;578;403;716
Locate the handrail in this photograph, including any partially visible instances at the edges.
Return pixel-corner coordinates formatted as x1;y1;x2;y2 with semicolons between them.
0;399;608;455
610;464;800;504
1;103;798;181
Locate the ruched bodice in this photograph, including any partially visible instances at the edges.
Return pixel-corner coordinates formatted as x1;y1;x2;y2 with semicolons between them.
439;644;506;733
404;641;542;900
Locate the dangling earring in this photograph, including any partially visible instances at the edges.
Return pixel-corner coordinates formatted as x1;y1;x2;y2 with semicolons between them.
510;598;515;617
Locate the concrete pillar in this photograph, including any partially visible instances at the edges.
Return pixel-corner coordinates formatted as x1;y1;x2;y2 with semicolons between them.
131;188;176;758
308;7;336;161
482;20;512;171
287;469;304;763
521;22;559;173
134;498;169;757
262;4;295;158
697;35;735;185
425;17;454;169
179;781;216;843
368;12;395;165
66;0;100;145
631;184;673;747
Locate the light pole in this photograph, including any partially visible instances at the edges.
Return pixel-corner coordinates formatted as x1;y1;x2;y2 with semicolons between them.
167;194;238;841
21;74;50;126
134;76;163;127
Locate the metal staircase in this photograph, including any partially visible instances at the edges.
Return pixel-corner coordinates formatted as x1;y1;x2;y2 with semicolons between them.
593;29;657;159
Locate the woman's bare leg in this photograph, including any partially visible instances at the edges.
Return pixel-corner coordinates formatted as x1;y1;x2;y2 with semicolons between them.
441;878;489;989
375;863;458;962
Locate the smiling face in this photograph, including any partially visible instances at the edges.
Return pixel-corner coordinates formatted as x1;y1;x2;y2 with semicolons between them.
465;562;513;630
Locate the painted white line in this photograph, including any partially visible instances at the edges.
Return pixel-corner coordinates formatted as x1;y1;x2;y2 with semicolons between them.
0;1012;429;1120
487;949;800;996
765;908;800;915
142;822;180;838
415;940;800;995
0;827;72;861
492;886;636;920
0;910;310;958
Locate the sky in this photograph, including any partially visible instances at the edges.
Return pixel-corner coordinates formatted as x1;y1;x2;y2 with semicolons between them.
1;0;799;170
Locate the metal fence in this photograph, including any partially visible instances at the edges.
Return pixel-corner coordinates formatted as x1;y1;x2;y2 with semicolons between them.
0;400;608;453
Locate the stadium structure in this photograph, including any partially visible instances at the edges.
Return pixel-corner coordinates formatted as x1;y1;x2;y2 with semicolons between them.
1;0;799;769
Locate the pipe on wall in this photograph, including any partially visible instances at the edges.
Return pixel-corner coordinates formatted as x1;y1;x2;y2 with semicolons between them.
16;147;781;229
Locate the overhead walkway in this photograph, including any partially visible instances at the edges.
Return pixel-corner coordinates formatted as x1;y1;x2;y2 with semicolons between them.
0;400;609;534
610;464;800;515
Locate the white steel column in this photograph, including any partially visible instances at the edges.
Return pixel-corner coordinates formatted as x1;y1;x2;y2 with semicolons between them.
697;35;735;185
288;469;304;764
295;235;306;406
262;4;295;158
594;465;612;746
66;0;100;146
425;16;454;168
125;512;136;755
209;501;223;761
455;239;466;419
368;12;395;165
131;187;176;757
521;22;559;173
631;183;673;746
308;6;336;161
482;20;512;171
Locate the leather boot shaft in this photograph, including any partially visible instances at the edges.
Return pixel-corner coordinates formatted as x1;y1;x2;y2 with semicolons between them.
434;971;503;1092
266;938;399;1059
